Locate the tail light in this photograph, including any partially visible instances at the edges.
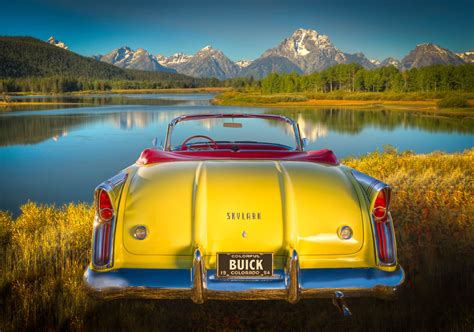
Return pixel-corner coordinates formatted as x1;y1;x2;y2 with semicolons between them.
98;189;114;221
92;189;114;268
91;172;128;269
372;188;396;265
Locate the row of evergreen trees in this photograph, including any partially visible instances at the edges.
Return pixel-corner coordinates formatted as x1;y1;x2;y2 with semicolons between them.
0;76;221;93
1;64;473;94
226;64;474;93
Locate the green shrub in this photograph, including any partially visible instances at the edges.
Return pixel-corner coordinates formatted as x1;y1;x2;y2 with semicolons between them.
437;95;470;108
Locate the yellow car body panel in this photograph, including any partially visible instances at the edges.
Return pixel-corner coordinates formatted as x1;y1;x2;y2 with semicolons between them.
109;160;389;271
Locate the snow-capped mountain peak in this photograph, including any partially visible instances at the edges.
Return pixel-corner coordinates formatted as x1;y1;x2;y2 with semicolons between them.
96;46;175;73
370;59;381;66
47;36;68;50
380;57;401;68
457;50;474;63
261;28;372;73
287;28;334;56
235;60;252;68
157;52;193;66
173;45;240;80
196;45;223;57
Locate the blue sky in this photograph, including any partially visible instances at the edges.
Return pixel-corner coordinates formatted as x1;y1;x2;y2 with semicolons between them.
1;0;473;61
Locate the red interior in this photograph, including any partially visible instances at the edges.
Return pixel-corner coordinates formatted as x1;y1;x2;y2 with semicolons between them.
137;145;339;166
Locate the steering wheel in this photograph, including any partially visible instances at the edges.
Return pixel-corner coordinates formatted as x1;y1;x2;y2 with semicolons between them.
180;135;218;151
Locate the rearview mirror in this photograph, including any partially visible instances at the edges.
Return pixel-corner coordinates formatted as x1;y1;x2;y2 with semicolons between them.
302;138;309;149
152;137;164;150
223;122;243;128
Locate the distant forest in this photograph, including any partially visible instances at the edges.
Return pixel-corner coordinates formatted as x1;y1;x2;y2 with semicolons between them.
0;37;473;94
225;63;474;93
0;36;219;93
2;63;473;94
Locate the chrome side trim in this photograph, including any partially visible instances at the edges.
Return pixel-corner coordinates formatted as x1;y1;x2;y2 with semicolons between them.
372;213;398;266
84;266;405;302
351;170;391;210
351;169;397;267
191;248;206;304
286;249;301;304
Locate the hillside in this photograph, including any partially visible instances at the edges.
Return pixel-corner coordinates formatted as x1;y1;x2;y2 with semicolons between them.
0;36;202;83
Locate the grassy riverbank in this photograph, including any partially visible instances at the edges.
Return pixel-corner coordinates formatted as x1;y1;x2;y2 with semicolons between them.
0;101;82;107
0;87;229;107
213;91;474;113
1;150;473;331
2;87;227;97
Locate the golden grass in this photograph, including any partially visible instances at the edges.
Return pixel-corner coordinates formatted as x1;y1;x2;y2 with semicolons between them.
0;150;473;330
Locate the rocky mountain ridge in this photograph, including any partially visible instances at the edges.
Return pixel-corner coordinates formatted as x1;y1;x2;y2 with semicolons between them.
54;29;472;79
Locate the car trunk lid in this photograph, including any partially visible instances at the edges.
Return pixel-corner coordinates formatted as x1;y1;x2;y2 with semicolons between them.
122;160;364;257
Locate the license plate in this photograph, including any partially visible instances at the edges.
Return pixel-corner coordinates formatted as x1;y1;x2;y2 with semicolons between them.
216;252;273;278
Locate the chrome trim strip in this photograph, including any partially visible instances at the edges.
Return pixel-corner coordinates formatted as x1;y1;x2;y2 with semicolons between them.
351;170;391;210
191;248;206;304
84;266;405;301
91;172;128;270
351;169;397;267
372;213;398;266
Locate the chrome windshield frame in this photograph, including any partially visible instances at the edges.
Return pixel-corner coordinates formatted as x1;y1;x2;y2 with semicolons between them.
163;114;304;152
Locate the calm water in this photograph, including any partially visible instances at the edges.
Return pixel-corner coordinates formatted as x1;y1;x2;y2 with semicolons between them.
1;93;473;214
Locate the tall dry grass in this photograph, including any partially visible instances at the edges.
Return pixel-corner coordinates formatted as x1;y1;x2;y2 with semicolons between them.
0;150;473;331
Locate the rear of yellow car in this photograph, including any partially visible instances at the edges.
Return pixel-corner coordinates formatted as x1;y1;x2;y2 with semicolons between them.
84;160;404;314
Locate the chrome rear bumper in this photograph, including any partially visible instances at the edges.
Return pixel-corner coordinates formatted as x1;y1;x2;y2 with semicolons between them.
84;250;404;303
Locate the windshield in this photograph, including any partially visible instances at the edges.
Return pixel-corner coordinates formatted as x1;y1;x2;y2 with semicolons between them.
168;117;299;151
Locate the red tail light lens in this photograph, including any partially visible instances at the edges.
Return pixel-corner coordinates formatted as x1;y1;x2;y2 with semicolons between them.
373;190;387;220
98;189;114;221
372;188;396;265
93;189;114;268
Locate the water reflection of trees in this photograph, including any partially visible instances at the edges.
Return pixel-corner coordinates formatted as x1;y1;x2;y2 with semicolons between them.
267;108;474;137
0;110;199;146
0;114;97;146
1;107;472;147
9;95;186;106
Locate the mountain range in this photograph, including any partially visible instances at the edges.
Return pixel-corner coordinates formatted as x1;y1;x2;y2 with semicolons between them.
93;46;175;73
55;29;473;79
0;36;213;89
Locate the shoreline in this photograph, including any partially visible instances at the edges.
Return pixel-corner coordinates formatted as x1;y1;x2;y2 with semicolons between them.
0;101;85;106
2;89;474;115
212;92;474;115
3;87;230;97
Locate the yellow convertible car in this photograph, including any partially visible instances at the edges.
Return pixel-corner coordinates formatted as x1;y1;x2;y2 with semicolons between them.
84;113;404;315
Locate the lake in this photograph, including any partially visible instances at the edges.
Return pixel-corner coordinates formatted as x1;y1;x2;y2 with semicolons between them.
1;93;473;214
